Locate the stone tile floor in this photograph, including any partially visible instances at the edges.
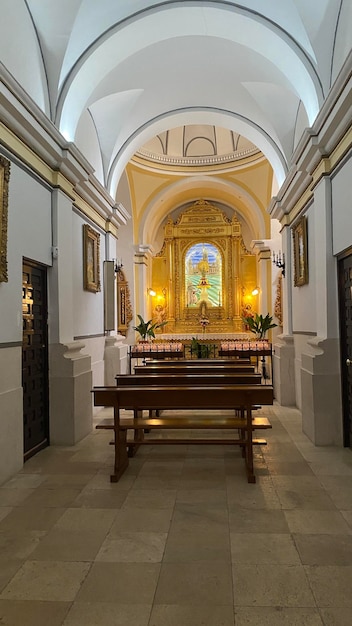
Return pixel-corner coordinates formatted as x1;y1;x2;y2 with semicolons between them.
0;404;352;625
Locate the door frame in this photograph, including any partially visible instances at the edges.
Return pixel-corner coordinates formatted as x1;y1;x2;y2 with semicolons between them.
22;258;50;460
337;246;352;447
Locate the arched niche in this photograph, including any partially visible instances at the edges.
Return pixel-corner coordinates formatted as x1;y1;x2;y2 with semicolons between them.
151;199;257;334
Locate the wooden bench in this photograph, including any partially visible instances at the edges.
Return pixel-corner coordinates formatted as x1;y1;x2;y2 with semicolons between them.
135;363;256;375
93;384;273;484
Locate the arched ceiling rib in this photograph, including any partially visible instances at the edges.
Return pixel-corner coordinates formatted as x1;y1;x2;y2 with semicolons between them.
2;1;350;200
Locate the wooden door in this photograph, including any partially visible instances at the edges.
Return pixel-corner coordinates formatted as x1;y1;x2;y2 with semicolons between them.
22;261;49;459
338;250;352;447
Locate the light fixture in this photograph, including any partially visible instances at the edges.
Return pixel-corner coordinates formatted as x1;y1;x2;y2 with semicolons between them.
148;288;156;297
113;259;123;273
251;287;259;296
272;250;285;277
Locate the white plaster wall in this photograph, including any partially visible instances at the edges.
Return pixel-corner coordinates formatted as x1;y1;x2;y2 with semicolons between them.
291;205;316;333
0;159;52;343
72;212;105;337
83;336;105;387
331;153;352;255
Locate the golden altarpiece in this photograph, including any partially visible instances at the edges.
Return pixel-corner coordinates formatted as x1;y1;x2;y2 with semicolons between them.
151;200;257;335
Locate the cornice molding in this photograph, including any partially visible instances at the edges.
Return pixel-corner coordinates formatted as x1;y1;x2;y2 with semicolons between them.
269;51;352;224
0;64;129;229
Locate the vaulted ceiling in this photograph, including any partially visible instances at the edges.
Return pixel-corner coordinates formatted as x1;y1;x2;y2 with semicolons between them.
2;0;351;203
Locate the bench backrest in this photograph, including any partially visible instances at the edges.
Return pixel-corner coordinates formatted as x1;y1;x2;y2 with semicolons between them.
116;373;261;386
144;358;251;366
93;384;273;410
134;364;255;375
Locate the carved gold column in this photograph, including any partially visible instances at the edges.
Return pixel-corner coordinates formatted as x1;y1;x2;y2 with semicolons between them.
164;218;175;330
231;216;242;330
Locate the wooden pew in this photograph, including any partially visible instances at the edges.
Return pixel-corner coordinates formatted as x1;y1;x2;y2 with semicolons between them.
135;363;256;375
116;372;262;387
93;384;273;484
144;358;251;366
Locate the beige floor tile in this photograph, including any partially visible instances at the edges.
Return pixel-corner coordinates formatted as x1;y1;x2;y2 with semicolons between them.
71;488;128;509
265;461;314;475
176;488;228;505
154;561;233;605
0;561;91;601
62;602;151;626
171;502;229;531
96;531;167;562
305;565;352;607
284;509;351;534
2;474;47;489
164;527;231;562
29;528;108;561
341;510;352;528
53;507;116;532
319;608;352;625
0;560;24;594
0;507;12;523
233;564;316;607
149;604;235;625
0;599;70;626
0;529;45;560
230;532;300;564
76;562;160;603
294;533;352;565
122;489;177;509
109;507;172;532
229;508;289;533
234;606;324;625
41;474;95;488
20;487;82;508
0;488;36;506
1;402;352;624
0;506;66;531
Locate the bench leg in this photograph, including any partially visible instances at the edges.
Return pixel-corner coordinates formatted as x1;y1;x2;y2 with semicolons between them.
111;408;129;482
243;404;255;483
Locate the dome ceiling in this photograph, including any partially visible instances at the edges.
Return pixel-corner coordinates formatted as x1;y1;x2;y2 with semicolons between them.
135;126;259;167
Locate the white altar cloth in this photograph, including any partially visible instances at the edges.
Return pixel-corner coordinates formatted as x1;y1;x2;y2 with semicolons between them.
159;333;251;340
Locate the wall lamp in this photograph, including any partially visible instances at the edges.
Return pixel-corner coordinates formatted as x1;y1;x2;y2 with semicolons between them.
113;258;123;273
272;251;285;277
148;288;156;297
251;287;259;296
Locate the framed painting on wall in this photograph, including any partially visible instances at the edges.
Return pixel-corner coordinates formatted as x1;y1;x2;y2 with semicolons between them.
0;155;11;282
292;215;308;286
83;224;101;292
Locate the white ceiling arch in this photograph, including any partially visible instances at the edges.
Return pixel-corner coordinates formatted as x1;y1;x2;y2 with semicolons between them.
108;108;288;198
55;3;323;196
138;174;268;249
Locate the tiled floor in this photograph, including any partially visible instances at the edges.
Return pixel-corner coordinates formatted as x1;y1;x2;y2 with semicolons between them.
1;404;352;625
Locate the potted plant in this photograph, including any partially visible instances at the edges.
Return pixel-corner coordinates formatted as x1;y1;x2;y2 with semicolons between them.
242;312;277;340
133;314;168;341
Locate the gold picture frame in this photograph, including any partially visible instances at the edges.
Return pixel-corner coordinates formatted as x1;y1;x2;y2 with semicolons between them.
292;215;308;286
83;224;101;292
0;156;11;282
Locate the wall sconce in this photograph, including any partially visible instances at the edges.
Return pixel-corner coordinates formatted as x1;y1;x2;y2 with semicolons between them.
113;258;123;273
148;288;156;297
272;251;285;277
251;287;259;296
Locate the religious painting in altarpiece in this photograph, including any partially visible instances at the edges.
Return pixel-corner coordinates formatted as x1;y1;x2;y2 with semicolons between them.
152;199;257;335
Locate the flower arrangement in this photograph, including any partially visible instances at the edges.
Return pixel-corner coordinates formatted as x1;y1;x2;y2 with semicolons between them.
199;316;210;333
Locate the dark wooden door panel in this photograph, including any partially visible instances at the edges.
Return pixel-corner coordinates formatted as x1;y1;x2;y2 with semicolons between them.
338;252;352;448
22;262;49;459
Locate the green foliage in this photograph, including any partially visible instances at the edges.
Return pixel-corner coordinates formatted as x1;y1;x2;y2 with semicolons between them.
190;337;210;358
133;314;168;340
242;313;277;339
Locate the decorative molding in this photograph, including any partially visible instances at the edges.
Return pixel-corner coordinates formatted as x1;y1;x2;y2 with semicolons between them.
0;155;10;282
